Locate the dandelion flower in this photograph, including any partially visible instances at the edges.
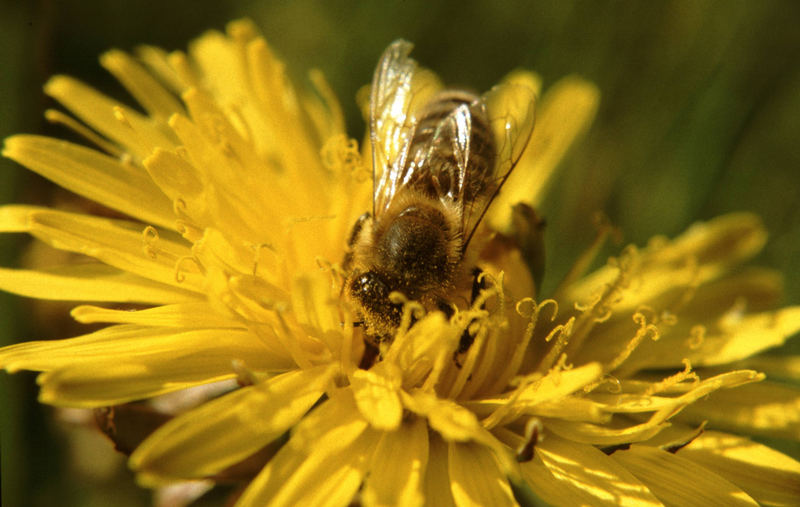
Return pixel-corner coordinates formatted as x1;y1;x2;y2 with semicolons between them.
2;20;800;506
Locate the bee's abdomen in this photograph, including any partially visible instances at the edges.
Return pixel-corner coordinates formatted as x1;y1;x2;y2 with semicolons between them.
409;91;496;202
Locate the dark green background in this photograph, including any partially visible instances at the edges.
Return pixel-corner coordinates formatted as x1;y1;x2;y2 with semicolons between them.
1;1;798;505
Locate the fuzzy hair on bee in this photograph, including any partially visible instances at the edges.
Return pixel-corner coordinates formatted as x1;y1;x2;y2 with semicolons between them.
344;40;536;348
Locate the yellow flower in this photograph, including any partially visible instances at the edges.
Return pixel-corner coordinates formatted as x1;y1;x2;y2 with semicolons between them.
2;19;800;506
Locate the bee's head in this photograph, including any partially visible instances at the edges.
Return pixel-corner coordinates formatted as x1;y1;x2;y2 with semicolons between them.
348;270;403;337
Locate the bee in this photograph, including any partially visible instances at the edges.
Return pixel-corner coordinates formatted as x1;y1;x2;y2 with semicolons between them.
344;40;536;345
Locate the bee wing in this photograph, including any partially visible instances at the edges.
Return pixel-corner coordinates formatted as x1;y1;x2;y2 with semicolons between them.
370;40;442;216
462;82;537;249
419;101;477;204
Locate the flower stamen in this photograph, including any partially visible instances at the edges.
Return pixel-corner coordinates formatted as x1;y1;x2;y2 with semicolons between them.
643;359;697;396
142;225;160;259
488;298;542;392
536;317;575;373
174;255;203;282
687;324;706;350
605;311;661;374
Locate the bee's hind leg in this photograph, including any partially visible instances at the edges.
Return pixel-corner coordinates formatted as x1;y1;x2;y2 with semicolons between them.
470;266;486;306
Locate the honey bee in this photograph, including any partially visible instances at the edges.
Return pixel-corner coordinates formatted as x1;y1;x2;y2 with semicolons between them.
344;40;536;345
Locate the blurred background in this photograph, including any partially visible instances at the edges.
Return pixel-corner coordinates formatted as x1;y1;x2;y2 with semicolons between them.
1;1;798;505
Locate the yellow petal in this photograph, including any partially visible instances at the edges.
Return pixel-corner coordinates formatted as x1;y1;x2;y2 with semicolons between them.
205;21;295;163
187;26;258;141
100;49;185;120
3;135;174;229
0;325;290;406
166;111;286;243
502;430;661;507
188;23;245;79
611;445;758;506
142;148;207;222
501;70;543;97
509;453;567;507
488;75;600;234
566;213;767;314
70;302;237;328
135;45;190;95
350;364;403;431
677;380;800;440
271;430;375;507
475;362;603;429
577;268;786;369
236;394;372;507
290;273;341;338
693;306;800;366
179;87;271;190
401;389;517;478
639;421;706;452
448;441;517;507
402;389;487;443
391;312;457;388
362;417;428;507
519;362;603;405
44;75;177;161
540;414;654;447
246;38;325;195
675;268;783;318
130;365;335;480
0;263;196;304
484;75;536;181
665;213;767;267
621;306;800;372
676;430;800;506
0;204;38;232
591;370;762;416
525;395;609;424
548;370;762;445
303;69;346;143
1;206;203;291
422;434;457;506
735;354;800;382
